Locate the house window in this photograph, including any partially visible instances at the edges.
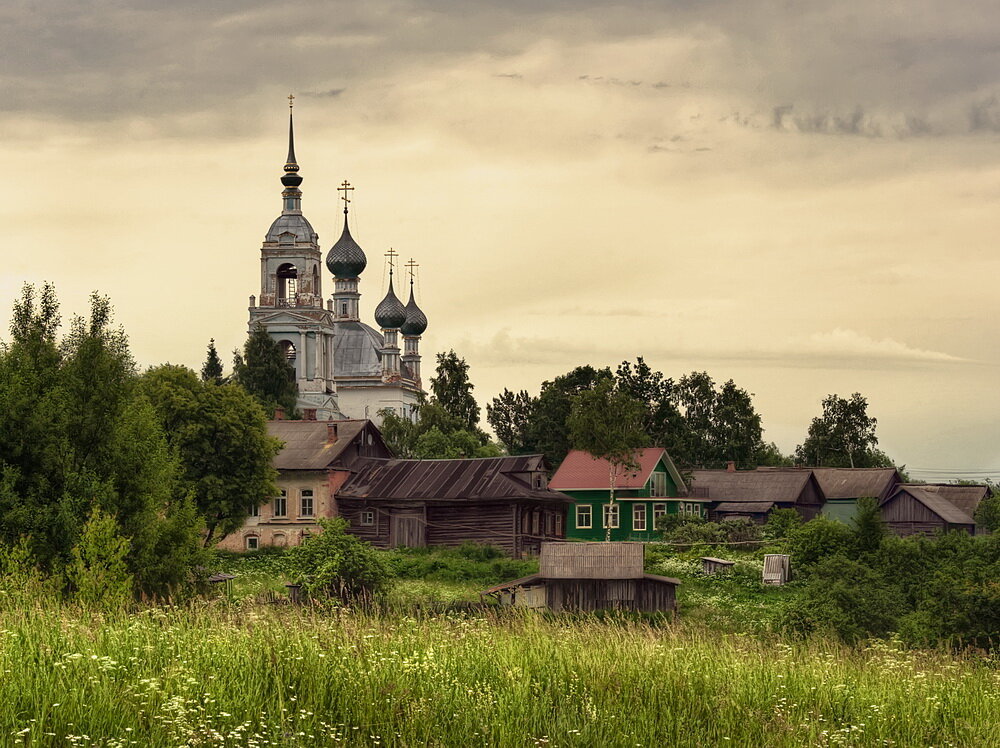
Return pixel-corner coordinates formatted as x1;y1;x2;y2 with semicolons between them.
650;472;667;497
531;510;540;535
546;513;555;535
246;536;259;550
273;490;287;517
652;503;667;523
576;505;592;529
300;490;314;517
556;514;563;536
603;503;619;529
361;509;375;526
633;503;647;532
341;302;348;316
250;503;260;518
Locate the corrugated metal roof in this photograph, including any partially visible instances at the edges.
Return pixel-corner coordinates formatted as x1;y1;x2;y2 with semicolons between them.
887;486;976;525
268;419;370;470
892;483;988;518
714;501;775;514
690;470;813;502
550;448;688;495
338;455;571;503
807;468;901;500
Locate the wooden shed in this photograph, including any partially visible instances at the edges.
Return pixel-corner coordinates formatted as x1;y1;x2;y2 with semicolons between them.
700;557;735;575
762;554;790;585
481;542;680;613
880;485;976;536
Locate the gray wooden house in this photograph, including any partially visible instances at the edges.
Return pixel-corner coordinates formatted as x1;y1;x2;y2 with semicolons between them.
690;468;825;523
879;484;980;536
481;542;680;613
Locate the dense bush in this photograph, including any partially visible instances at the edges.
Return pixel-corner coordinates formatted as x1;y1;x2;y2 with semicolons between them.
385;543;537;586
284;518;391;602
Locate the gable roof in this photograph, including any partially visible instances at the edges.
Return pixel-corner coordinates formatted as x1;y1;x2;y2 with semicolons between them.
793;467;901;500
689;469;820;503
890;483;989;519
714;501;776;514
886;485;976;525
337;455;571;503
549;448;688;495
268;419;387;470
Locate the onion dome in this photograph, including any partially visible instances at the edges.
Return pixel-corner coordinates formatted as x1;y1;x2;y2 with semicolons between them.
375;275;407;329
401;283;427;336
325;213;368;278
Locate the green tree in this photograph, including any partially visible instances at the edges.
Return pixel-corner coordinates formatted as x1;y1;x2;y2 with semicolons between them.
66;508;133;609
527;365;613;468
232;325;298;417
785;515;855;574
764;507;803;540
486;388;537;454
713;379;765;467
795;393;893;468
201;338;224;383
430;350;480;431
974;486;1000;532
285;518;391;602
139;365;281;545
616;358;686;461
852;496;888;555
567;378;647;541
0;286;206;597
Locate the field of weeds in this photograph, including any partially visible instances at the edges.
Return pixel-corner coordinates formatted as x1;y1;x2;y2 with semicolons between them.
1;601;999;747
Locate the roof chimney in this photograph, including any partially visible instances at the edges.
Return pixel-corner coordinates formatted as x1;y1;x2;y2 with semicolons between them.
326;422;338;443
274;407;286;421
726;460;736;473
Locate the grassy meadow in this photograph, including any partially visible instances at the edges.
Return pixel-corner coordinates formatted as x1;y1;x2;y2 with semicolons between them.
2;601;1000;747
1;544;999;747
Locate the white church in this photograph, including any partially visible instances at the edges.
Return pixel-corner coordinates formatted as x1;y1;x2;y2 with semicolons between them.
247;102;427;423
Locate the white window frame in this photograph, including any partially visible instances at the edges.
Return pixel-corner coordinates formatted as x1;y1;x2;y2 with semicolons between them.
273;490;287;518
576;505;593;529
603;503;620;529
300;489;314;517
250;503;260;518
361;509;375;526
650;472;667;497
633;503;647;532
653;503;667;523
245;536;259;550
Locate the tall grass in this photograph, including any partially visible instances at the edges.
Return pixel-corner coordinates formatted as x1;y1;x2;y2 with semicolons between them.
1;600;998;746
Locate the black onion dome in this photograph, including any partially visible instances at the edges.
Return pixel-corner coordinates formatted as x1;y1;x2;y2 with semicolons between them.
325;215;368;278
401;287;427;336
375;277;407;329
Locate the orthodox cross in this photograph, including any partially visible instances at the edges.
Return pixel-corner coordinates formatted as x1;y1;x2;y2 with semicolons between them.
385;248;399;274
404;258;419;283
288;93;295;109
338;180;354;212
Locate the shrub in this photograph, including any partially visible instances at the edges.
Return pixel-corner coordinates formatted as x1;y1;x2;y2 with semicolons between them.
779;554;907;643
66;508;133;609
285;518;391;602
786;516;854;575
764;508;802;541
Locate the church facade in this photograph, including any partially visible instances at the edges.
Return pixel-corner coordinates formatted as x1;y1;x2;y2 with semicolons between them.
247;103;426;423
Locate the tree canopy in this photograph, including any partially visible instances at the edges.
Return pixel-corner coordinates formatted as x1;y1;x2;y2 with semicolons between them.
201;338;224;383
795;393;895;468
429;350;481;432
138;364;281;545
0;284;206;597
231;325;298;417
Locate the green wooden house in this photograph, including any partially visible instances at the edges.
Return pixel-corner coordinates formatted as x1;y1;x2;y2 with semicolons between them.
550;448;701;541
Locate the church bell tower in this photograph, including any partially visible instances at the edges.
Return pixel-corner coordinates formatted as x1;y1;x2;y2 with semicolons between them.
247;96;341;419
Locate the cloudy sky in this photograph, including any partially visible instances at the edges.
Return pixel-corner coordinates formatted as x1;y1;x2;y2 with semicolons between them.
2;1;999;480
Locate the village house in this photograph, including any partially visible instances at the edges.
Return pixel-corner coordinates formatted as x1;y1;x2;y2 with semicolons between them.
336;455;570;557
690;465;825;523
550;448;701;541
809;467;903;523
482;541;680;613
215;418;392;552
879;483;987;536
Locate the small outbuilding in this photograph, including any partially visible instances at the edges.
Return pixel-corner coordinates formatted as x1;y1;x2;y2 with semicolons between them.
481;542;680;613
700;557;735;575
762;554;790;585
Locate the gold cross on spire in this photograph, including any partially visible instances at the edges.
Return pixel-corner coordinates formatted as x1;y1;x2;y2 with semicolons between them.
404;258;419;282
337;180;354;212
385;248;399;274
288;93;295;109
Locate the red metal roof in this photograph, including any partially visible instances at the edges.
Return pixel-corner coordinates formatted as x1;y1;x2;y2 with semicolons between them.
550;448;670;491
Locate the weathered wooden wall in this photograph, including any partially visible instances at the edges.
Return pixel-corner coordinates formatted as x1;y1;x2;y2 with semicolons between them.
881;494;973;536
544;578;675;613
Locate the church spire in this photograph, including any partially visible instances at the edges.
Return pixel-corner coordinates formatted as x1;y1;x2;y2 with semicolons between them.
280;94;303;213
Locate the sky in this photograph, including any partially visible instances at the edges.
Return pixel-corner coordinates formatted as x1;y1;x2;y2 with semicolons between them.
2;0;1000;481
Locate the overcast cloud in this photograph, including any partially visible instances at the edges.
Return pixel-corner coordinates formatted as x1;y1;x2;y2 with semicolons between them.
2;1;999;479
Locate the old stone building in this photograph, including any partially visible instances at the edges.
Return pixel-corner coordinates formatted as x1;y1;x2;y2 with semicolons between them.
247;100;426;423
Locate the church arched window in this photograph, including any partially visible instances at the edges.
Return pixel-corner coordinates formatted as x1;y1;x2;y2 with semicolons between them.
279;340;296;361
276;263;298;305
